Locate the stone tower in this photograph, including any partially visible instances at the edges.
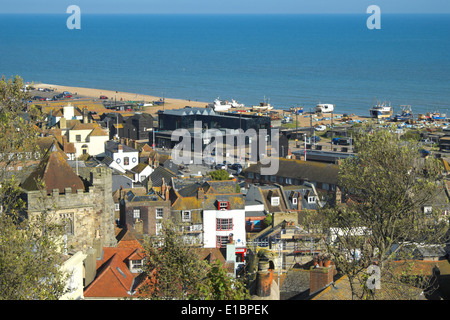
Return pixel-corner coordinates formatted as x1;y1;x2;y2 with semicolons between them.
22;145;117;254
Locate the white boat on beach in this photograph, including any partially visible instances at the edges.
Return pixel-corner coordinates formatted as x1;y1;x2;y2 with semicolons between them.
315;103;334;113
251;102;273;112
230;99;245;108
208;98;232;112
208;98;244;111
369;101;393;119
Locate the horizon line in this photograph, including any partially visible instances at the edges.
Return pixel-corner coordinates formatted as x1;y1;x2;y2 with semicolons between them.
1;12;449;15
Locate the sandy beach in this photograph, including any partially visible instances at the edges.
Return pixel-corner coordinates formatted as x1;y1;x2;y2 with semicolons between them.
38;83;209;110
36;83;369;127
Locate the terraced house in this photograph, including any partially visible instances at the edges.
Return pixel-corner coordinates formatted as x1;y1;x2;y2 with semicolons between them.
169;177;246;266
243;158;340;195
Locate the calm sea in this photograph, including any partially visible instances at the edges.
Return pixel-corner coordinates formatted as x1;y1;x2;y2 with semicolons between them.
0;14;449;116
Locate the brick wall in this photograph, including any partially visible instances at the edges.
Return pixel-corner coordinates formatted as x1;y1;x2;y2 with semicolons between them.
309;266;334;295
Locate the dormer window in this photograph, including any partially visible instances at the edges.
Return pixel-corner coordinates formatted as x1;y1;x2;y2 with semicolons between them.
182;210;191;222
308;196;316;204
271;197;280;206
129;259;144;273
218;201;229;210
292;197;298;205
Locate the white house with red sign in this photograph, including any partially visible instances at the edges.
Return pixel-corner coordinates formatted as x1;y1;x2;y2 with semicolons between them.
170;178;247;268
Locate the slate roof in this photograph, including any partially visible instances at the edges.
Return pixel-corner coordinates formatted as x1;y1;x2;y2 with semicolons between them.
149;166;176;188
105;140;138;153
112;173;133;192
283;185;322;211
260;185;288;213
245;184;265;207
244;158;339;185
280;269;311;300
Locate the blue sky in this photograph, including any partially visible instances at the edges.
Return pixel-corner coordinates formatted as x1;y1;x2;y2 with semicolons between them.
1;0;449;14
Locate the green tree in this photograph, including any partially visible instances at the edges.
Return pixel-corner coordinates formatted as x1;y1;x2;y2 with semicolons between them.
200;259;249;300
138;221;248;300
0;75;68;300
263;213;272;228
309;126;448;300
210;169;232;181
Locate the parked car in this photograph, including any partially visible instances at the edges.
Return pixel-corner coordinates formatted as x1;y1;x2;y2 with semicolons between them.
311;136;321;143
315;125;327;131
100;95;108;99
52;93;64;100
215;163;227;170
230;163;243;173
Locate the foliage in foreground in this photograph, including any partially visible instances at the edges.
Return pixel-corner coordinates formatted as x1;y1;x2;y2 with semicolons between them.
304;126;449;300
138;222;249;300
0;75;68;300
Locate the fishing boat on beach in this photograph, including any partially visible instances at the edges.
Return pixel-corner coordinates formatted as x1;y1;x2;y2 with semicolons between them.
315;103;334;114
429;111;447;120
208;98;245;111
230;99;245;108
252;101;273;112
208;98;233;112
393;105;413;122
369;101;393;119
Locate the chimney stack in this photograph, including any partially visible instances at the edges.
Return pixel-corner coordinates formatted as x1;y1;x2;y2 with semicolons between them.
310;256;334;295
197;187;204;200
256;260;274;298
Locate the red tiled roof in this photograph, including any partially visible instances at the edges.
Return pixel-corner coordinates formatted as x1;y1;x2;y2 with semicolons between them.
84;247;146;298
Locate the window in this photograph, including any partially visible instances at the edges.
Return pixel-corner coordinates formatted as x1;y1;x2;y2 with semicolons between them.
115;203;120;211
76;134;81;142
292;197;298;205
60;213;74;235
156;207;164;219
130;259;144;273
270;175;277;182
124;157;130;166
308;196;316;204
286;178;292;184
216;218;233;231
182;210;191;222
216;235;230;248
218;201;229;210
133;208;141;219
271;197;280;206
247;172;254;179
